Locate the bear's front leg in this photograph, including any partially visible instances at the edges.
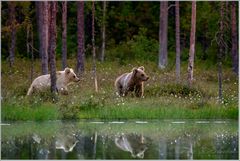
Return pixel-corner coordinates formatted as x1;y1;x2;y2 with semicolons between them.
122;90;128;97
116;84;124;96
135;84;143;97
59;87;69;95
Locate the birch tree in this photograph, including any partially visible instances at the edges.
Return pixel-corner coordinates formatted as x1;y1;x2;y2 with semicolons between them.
187;1;196;87
92;1;98;92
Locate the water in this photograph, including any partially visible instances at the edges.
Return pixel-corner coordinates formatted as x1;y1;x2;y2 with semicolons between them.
1;120;238;159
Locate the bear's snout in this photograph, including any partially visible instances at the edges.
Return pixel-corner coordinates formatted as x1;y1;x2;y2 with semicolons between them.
75;77;80;82
144;76;149;81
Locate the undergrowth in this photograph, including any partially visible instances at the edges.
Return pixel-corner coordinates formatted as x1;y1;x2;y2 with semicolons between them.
1;58;238;121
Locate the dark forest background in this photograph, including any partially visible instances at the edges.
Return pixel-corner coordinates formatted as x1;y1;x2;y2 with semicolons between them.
1;1;238;69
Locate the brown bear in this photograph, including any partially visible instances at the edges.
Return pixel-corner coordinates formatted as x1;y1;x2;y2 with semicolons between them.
114;66;149;97
27;67;80;95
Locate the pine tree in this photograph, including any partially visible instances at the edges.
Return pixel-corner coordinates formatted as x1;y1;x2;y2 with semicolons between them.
62;1;67;69
48;2;58;95
158;1;168;69
175;1;181;81
76;1;85;75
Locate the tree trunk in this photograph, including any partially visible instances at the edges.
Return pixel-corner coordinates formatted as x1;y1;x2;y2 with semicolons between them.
8;1;16;68
158;1;168;69
93;132;97;159
231;1;238;75
218;2;224;103
30;27;34;83
35;2;41;59
100;1;107;62
36;2;49;75
48;2;58;94
92;1;98;93
27;24;30;59
27;24;34;83
62;1;67;69
187;1;196;87
175;1;180;81
42;2;49;75
76;1;85;75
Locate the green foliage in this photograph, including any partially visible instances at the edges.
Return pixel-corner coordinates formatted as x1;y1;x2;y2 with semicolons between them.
129;28;158;61
106;42;134;65
1;1;237;70
106;27;158;64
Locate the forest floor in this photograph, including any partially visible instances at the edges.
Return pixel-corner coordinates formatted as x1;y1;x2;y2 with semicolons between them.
1;58;238;121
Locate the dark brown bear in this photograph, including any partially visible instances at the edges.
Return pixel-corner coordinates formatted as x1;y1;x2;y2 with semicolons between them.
114;66;149;97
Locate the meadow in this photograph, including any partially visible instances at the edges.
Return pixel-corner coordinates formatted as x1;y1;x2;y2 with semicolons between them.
1;58;238;121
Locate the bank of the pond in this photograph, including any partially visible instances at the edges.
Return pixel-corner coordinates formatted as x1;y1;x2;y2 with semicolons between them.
2;102;238;121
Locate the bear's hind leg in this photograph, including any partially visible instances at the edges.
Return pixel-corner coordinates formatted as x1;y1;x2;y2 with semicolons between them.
27;85;34;96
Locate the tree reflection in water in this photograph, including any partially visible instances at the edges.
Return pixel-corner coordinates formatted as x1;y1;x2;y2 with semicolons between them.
1;120;238;159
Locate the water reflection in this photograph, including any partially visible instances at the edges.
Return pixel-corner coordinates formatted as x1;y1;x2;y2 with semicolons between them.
115;133;148;158
1;120;238;159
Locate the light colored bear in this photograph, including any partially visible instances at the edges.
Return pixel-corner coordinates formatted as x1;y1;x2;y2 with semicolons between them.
114;66;149;97
115;133;148;158
27;67;80;95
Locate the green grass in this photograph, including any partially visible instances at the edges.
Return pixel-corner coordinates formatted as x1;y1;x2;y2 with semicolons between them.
78;105;238;120
1;58;238;121
2;103;59;121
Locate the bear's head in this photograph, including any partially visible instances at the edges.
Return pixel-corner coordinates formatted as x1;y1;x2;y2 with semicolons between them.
132;66;149;82
64;67;80;82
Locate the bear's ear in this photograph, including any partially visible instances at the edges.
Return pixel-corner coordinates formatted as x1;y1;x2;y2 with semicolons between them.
138;66;145;71
64;67;71;74
132;67;138;75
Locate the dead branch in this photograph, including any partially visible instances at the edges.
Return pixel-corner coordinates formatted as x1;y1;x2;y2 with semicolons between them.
168;4;176;10
28;43;39;53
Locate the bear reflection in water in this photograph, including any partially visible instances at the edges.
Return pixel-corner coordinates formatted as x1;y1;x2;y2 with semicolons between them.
55;133;79;153
115;133;149;158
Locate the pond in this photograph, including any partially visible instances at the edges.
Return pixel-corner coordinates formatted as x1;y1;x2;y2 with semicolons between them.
1;120;238;160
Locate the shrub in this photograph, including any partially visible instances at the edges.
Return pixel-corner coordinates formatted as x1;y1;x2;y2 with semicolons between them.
145;83;205;97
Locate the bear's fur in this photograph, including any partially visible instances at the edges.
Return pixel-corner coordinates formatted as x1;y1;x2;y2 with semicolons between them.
27;67;80;95
114;66;149;97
